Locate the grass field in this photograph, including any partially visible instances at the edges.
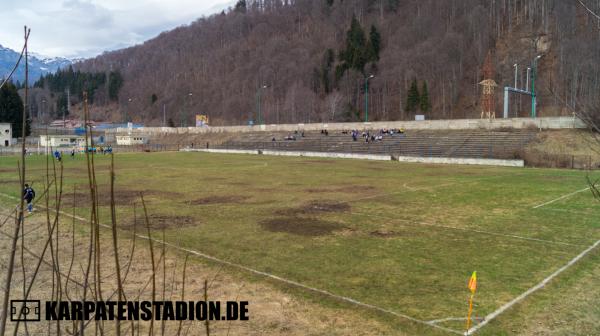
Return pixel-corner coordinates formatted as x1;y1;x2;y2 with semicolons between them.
0;152;599;335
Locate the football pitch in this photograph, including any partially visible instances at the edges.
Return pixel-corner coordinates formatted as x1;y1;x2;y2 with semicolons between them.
1;152;599;335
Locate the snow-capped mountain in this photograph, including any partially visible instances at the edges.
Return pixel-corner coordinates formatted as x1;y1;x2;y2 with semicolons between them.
0;44;73;84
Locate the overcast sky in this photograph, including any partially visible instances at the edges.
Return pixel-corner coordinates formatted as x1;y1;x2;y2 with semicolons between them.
0;0;234;59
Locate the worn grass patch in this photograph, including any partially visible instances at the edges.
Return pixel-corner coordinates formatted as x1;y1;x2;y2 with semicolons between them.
260;217;344;236
191;195;250;205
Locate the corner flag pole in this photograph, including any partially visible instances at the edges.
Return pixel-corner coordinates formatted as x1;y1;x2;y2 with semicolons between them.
466;271;477;332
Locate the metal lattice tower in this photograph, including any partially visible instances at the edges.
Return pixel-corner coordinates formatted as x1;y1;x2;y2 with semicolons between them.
479;52;498;119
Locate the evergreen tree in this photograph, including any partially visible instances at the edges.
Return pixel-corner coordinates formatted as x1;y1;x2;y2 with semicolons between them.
56;93;69;119
234;0;247;13
108;71;123;101
367;25;381;62
420;82;430;113
339;15;368;74
387;0;399;12
0;82;30;137
405;79;420;113
325;0;334;7
151;93;158;104
167;118;175;127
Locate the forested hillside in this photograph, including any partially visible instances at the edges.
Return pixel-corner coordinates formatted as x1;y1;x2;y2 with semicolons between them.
36;0;600;125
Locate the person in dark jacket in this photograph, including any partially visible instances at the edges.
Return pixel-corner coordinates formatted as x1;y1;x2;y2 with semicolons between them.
23;184;35;213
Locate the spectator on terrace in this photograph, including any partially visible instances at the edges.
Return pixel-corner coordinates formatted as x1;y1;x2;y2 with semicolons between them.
272;137;276;142
301;131;305;137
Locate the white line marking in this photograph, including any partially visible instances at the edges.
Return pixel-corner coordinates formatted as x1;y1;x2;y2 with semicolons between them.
466;238;600;335
532;187;591;209
429;316;484;324
0;192;462;335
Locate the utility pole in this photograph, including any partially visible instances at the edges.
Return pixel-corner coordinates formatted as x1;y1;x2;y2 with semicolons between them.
256;85;268;125
531;55;542;118
365;75;374;122
163;104;166;127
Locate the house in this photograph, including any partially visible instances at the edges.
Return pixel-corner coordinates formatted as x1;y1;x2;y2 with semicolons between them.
39;135;89;147
116;135;148;146
0;123;12;147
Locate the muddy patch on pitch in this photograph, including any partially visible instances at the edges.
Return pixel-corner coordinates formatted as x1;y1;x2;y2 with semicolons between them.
122;214;195;230
370;230;401;238
275;201;351;216
191;195;250;205
260;217;344;236
61;189;181;207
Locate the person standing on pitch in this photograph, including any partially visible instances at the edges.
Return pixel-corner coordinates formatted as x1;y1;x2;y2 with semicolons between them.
23;184;36;213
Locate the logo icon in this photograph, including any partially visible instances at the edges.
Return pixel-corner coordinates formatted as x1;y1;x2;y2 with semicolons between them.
10;300;40;322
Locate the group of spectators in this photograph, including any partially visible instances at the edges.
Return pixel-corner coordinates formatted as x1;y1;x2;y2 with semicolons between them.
349;128;405;143
271;128;405;143
274;130;306;141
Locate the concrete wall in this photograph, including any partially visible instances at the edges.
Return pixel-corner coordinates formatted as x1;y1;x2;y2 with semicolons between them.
106;117;586;136
261;150;393;161
182;148;260;155
396;156;524;167
181;148;523;167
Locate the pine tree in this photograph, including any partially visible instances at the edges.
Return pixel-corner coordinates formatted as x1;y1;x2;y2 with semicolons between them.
420;82;430;113
56;93;69;118
234;0;247;13
405;79;420;113
339;15;368;74
0;82;30;137
387;0;399;12
367;25;381;62
108;71;123;101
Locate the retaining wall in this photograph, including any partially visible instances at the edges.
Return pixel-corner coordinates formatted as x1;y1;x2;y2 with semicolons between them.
181;148;259;155
261;150;393;161
107;117;586;136
396;156;524;167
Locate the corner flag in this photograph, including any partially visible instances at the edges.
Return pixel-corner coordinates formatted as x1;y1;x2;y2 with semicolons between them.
468;271;477;293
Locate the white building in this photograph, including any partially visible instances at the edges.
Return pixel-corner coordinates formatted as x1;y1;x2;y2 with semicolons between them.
39;135;88;147
116;135;148;146
0;123;12;147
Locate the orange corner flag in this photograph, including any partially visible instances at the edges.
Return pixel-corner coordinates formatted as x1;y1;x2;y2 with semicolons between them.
468;271;477;293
